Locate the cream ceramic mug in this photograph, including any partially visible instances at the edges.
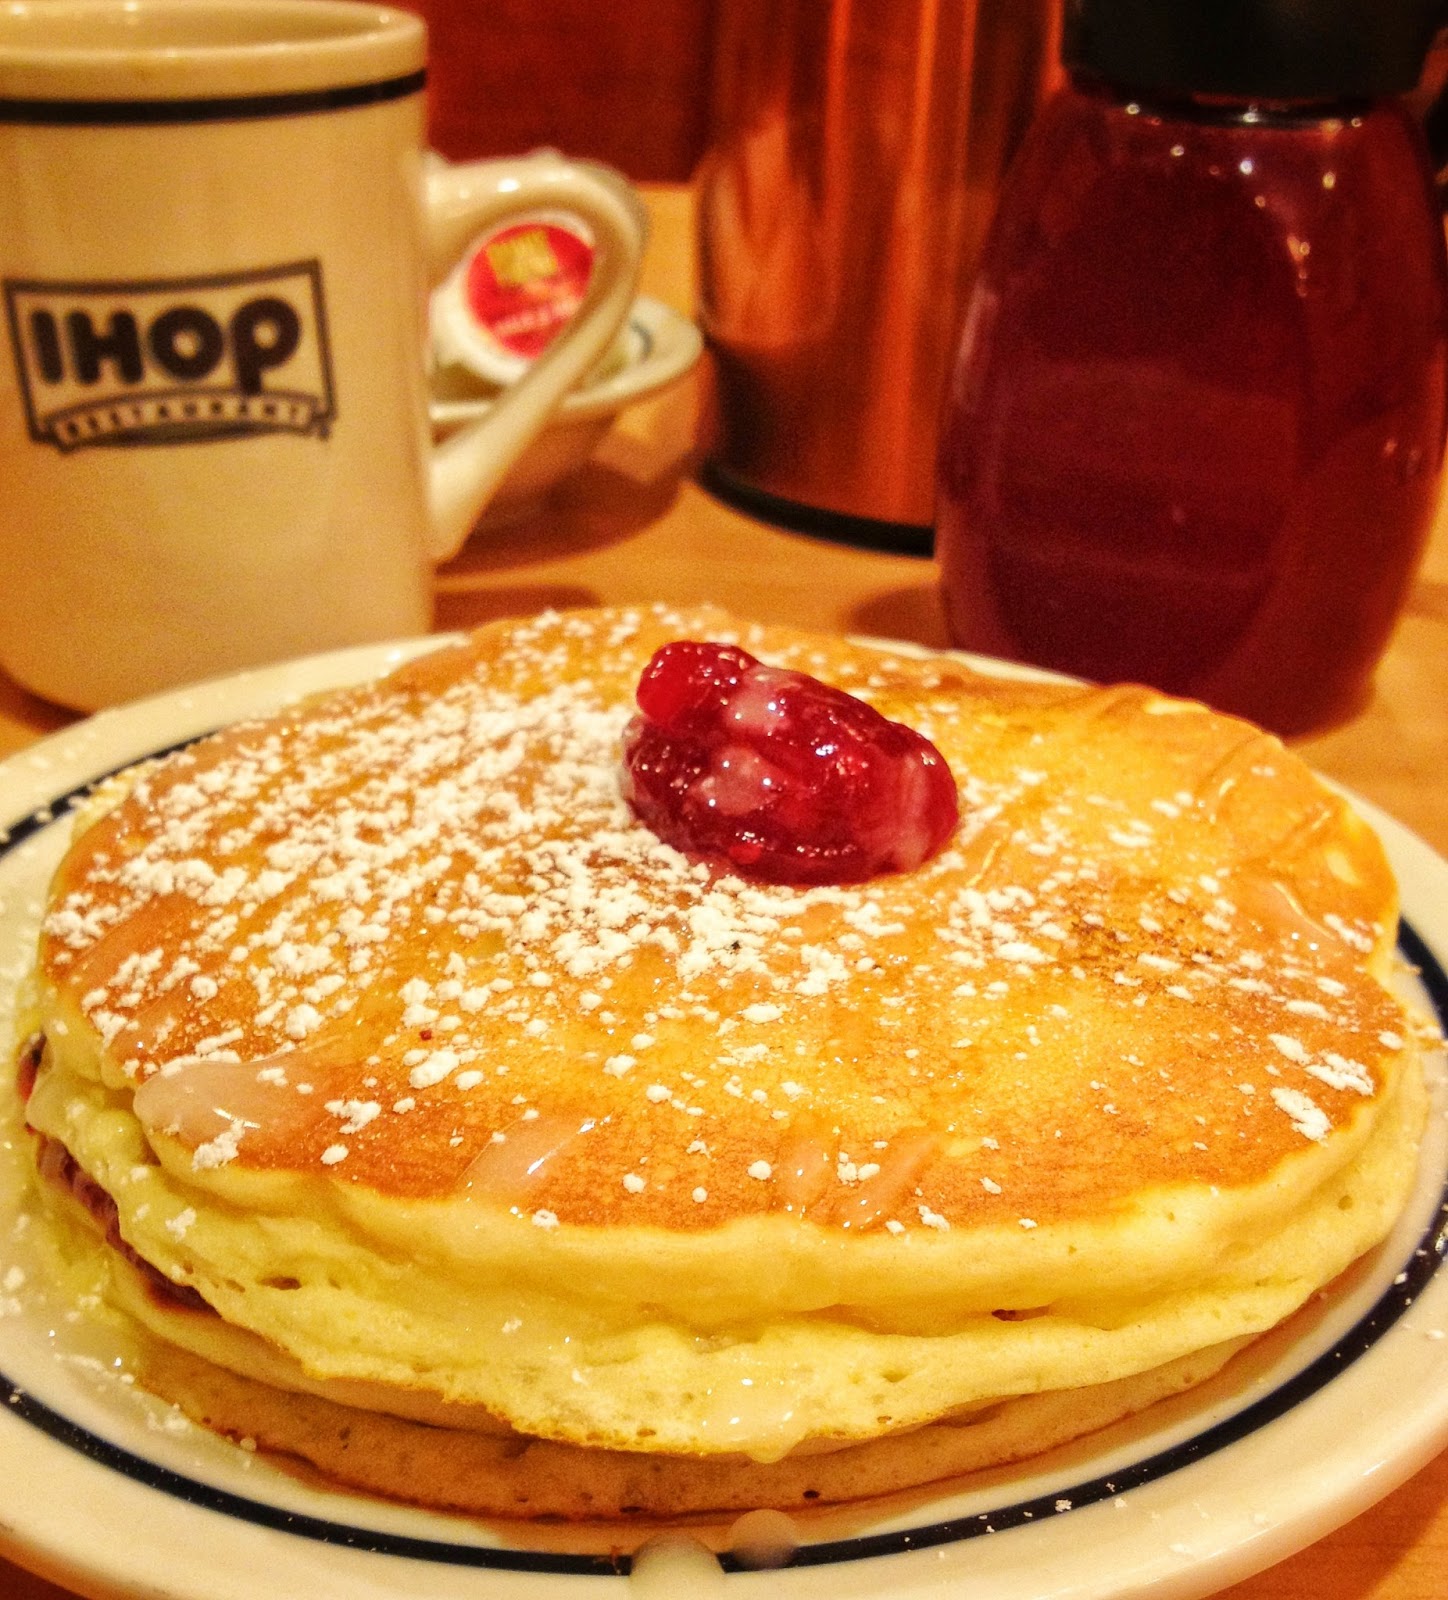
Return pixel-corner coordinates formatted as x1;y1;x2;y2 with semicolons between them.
0;0;645;709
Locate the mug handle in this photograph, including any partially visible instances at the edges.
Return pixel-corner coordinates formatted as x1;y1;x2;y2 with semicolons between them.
422;153;647;561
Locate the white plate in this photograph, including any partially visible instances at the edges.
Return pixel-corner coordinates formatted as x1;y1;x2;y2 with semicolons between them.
0;640;1445;1600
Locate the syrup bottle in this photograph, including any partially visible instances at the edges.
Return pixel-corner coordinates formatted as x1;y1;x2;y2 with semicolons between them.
935;0;1448;735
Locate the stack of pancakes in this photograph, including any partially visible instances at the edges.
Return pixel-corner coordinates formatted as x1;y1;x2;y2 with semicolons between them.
17;606;1426;1518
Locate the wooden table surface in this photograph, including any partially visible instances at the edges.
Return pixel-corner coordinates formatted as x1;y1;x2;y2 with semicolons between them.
2;185;1446;1599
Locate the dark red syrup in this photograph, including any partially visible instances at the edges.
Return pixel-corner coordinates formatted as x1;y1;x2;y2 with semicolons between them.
15;1033;42;1102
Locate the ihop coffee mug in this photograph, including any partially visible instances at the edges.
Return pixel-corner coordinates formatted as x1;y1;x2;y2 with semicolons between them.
0;0;645;709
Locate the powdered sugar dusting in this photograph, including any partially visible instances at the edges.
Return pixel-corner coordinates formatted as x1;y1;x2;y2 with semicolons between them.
1270;1087;1332;1143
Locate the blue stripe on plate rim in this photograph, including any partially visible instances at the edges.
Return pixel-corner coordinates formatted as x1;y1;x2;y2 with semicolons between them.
1;748;1444;1578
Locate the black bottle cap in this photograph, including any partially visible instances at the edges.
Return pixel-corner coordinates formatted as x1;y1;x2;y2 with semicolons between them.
1063;0;1443;101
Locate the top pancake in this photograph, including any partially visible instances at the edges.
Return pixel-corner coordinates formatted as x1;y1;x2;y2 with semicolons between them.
37;604;1409;1238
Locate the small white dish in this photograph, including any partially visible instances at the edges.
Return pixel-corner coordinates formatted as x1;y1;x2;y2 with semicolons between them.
429;294;703;530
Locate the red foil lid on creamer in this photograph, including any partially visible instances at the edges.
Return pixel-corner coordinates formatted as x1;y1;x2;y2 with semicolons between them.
433;211;595;386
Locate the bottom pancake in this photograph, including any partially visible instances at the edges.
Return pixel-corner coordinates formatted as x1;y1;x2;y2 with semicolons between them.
135;1330;1250;1521
24;1145;1255;1519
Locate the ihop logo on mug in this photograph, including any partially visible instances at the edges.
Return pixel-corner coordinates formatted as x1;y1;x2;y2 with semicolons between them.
2;261;336;452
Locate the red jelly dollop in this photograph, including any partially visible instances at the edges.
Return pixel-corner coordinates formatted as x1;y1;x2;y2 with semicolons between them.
621;641;959;885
